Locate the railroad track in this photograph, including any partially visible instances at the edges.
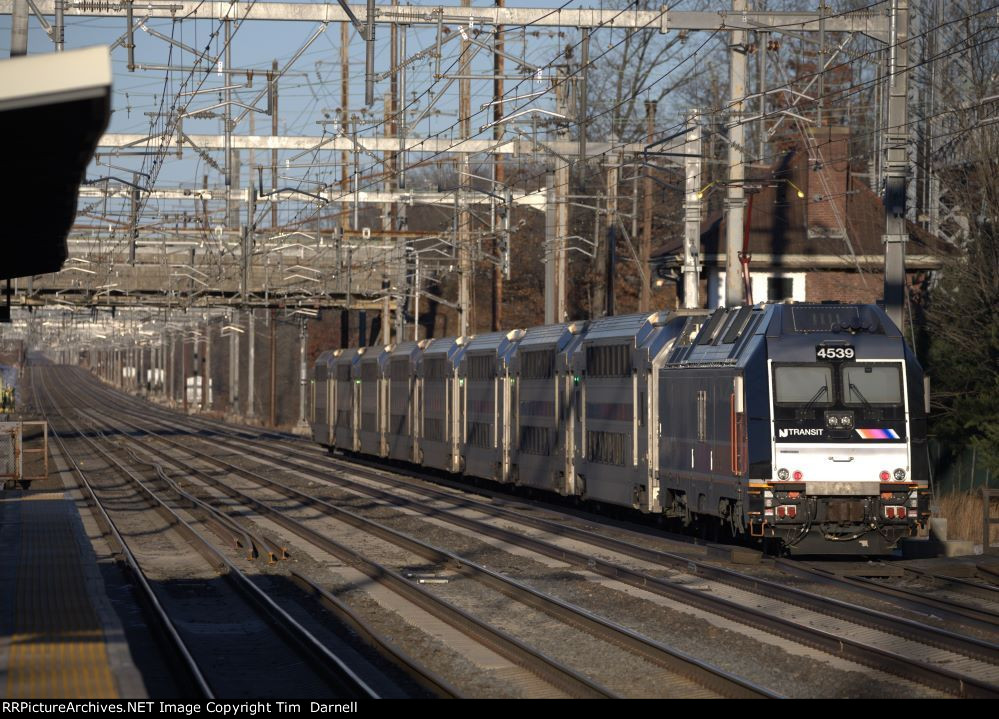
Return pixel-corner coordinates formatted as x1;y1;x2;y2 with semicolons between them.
52;365;999;697
32;367;385;699
43;365;772;699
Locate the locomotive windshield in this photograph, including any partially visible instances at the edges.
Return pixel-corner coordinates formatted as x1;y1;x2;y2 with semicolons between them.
842;364;903;405
773;366;833;405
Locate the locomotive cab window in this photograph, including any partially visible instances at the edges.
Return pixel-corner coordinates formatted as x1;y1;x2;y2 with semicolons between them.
842;364;903;405
773;365;834;405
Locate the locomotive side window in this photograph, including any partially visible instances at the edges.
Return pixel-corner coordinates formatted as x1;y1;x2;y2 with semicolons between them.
773;366;833;405
842;364;903;405
467;355;494;380
390;358;409;382
424;357;447;380
521;349;555;379
587;344;630;377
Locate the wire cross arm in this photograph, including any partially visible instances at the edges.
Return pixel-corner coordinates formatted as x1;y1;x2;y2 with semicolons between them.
480;108;566;133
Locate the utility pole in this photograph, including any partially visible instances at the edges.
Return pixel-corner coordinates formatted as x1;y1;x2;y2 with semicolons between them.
270;60;279;229
296;317;310;433
641;100;656;313
230;324;239;416
384;91;395;345
269;309;277;426
545;171;556;324
340;22;352;348
10;0;27;56
555;65;570;323
683;110;703;309
883;0;909;327
224;17;233;228
725;0;748;308
605;152;619;317
54;0;64;51
457;0;472;336
202;323;210;412
247;309;256;418
492;0;505;331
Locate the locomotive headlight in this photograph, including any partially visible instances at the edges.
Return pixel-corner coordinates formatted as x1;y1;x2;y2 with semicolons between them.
777;468;790;481
827;414;839;427
893;468;906;481
841;414;853;428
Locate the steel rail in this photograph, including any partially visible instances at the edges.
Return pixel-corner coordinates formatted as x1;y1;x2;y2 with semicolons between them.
64;369;999;697
115;390;999;655
29;369;215;699
51;372;616;699
35;369;382;700
66;392;774;699
774;559;999;631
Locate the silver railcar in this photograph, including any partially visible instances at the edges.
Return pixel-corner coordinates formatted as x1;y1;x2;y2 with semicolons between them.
419;337;467;472
386;340;425;463
311;350;337;447
458;330;524;483
332;348;362;452
572;312;700;511
358;346;390;457
508;322;586;495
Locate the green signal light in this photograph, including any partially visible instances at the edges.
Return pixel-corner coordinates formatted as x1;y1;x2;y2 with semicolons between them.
573;375;581;385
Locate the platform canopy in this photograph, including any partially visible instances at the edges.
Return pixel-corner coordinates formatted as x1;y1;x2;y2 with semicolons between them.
0;45;111;280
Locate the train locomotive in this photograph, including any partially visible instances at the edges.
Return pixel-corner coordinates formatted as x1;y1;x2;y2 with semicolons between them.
311;302;931;555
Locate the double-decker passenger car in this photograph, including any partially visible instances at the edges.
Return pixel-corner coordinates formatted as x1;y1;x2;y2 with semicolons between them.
311;302;931;555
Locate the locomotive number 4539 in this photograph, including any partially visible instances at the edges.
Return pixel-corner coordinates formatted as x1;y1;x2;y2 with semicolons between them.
816;345;855;360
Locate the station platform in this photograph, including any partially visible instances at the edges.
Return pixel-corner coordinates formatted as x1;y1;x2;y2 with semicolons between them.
0;448;147;698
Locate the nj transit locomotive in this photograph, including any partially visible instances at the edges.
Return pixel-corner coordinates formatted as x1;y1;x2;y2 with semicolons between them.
311;303;931;555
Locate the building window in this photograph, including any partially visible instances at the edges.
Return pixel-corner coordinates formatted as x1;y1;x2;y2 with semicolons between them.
768;276;794;301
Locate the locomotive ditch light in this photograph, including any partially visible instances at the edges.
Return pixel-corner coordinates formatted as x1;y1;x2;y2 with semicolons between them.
777;468;790;480
893;468;906;481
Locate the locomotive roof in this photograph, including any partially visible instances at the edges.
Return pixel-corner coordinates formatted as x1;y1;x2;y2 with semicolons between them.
582;312;658;343
518;322;583;349
313;350;336;368
764;303;906;362
422;336;465;359
360;345;390;365
389;340;420;355
332;347;363;365
464;331;515;353
765;303;897;337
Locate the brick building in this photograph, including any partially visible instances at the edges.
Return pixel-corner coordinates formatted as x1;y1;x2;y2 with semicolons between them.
652;125;950;310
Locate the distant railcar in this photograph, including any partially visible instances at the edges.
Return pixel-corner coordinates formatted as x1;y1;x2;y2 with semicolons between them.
312;302;931;555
